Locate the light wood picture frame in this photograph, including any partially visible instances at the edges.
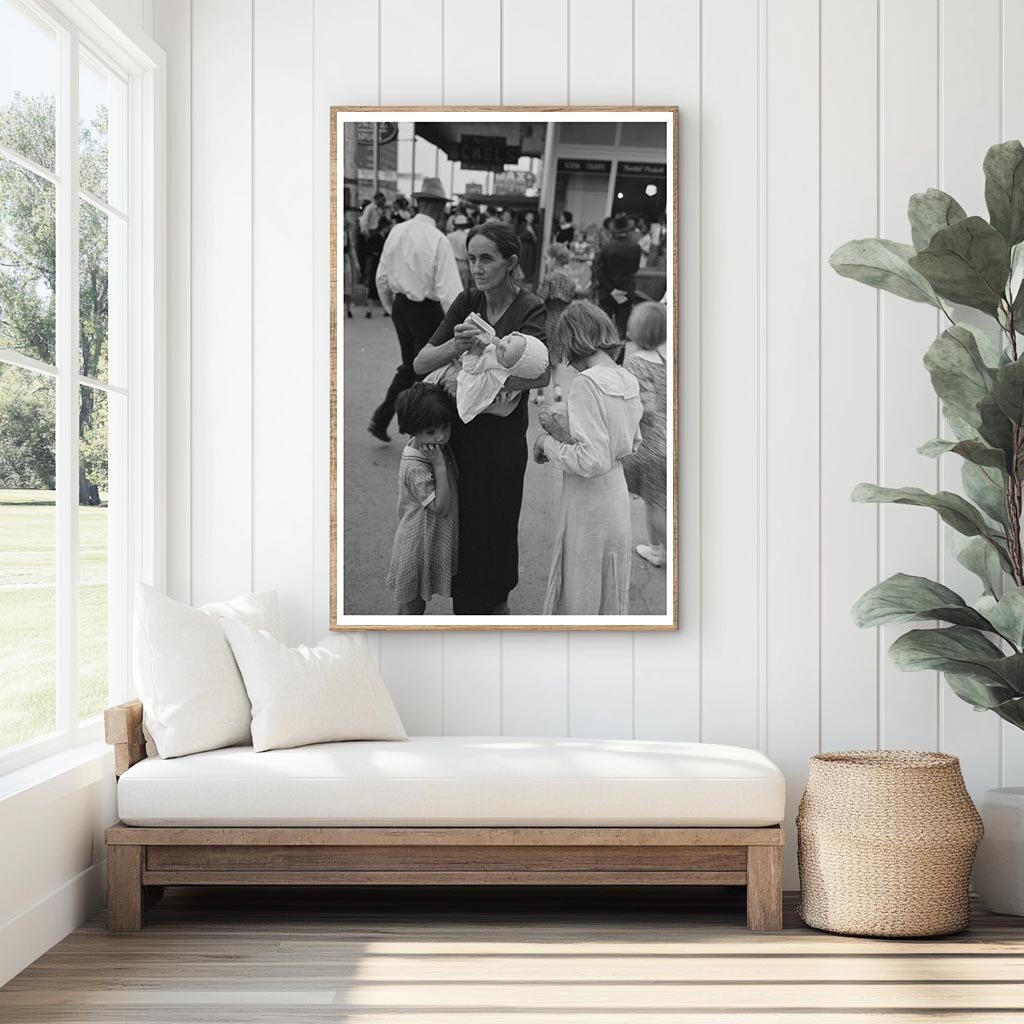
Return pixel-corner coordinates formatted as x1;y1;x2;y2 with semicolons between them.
330;107;679;630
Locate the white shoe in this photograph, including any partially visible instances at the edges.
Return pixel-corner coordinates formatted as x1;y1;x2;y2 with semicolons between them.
636;544;665;568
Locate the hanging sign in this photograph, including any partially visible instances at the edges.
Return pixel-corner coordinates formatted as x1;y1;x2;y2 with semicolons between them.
558;158;612;173
617;161;667;177
457;135;521;171
356;122;399;146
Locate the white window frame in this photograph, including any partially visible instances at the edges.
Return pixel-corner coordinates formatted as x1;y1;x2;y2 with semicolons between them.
0;0;164;776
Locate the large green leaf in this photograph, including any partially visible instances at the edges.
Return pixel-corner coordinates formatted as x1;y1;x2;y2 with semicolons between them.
851;483;1009;553
984;140;1024;246
984;687;1024;728
889;627;1024;699
918;437;1007;470
951;532;1004;596
908;188;968;251
977;391;1016;459
923;325;996;427
962;459;1009;522
909;217;1010;314
853;573;994;630
941;405;1021;477
993;357;1024;423
977;589;1024;649
966;322;1012;369
944;671;1024;714
942;407;983;442
830;238;943;307
962;461;1009;528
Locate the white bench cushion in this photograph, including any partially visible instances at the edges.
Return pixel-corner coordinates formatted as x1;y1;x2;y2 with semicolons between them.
117;736;785;828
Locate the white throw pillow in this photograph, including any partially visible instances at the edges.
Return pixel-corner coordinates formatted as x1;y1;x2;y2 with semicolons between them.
223;621;407;752
133;584;283;758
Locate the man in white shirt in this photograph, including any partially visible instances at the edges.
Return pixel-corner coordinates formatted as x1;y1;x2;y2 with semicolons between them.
359;192;385;237
369;177;464;442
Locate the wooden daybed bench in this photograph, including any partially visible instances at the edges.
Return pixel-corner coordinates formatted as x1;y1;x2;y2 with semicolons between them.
104;700;785;932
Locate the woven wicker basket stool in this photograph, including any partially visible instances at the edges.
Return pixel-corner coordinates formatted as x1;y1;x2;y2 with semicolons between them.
797;751;983;938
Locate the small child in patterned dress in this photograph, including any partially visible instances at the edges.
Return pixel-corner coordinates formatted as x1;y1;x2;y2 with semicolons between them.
385;383;458;614
621;302;669;568
537;243;577;353
533;242;577;404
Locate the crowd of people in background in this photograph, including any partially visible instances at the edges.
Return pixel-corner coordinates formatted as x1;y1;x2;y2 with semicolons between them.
552;208;667;272
340;188;669;329
342;193;549;321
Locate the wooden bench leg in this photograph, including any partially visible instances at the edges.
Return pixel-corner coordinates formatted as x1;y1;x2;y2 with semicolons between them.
746;845;783;931
107;845;145;931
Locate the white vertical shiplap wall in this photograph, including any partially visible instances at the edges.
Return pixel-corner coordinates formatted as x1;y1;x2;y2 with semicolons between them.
188;0;252;607
252;0;316;645
700;0;760;752
155;0;1024;887
879;0;943;756
156;0;190;605
764;0;820;879
819;0;878;756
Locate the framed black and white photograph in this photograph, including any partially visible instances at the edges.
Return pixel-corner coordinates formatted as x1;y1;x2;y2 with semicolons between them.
330;107;678;630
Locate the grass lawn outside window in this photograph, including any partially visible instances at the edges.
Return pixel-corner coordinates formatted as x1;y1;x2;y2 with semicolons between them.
0;489;108;750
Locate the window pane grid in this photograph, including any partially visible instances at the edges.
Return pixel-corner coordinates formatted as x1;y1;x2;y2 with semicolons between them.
0;0;132;768
0;157;57;366
0;351;58;378
0;364;57;750
79;187;127;222
76;374;127;396
79;382;118;724
0;0;58;173
0;143;60;186
79;42;126;212
53;19;80;736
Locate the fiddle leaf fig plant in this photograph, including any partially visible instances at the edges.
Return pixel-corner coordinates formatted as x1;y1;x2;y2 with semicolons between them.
832;140;1024;731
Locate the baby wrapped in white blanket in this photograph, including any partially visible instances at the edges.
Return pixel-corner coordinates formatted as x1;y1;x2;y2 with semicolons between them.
427;314;549;423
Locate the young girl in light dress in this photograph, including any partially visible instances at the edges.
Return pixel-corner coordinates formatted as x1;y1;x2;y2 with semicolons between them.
385;383;458;614
533;301;642;615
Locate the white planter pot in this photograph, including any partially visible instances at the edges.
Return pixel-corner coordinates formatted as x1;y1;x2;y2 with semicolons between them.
973;787;1024;916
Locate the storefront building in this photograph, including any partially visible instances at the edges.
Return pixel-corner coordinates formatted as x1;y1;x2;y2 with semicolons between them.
540;122;666;233
538;120;668;297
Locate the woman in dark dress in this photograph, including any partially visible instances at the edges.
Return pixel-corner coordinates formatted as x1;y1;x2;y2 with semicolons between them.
414;223;549;614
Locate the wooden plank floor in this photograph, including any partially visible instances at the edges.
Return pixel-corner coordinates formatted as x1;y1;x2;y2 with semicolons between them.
3;886;1024;1022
